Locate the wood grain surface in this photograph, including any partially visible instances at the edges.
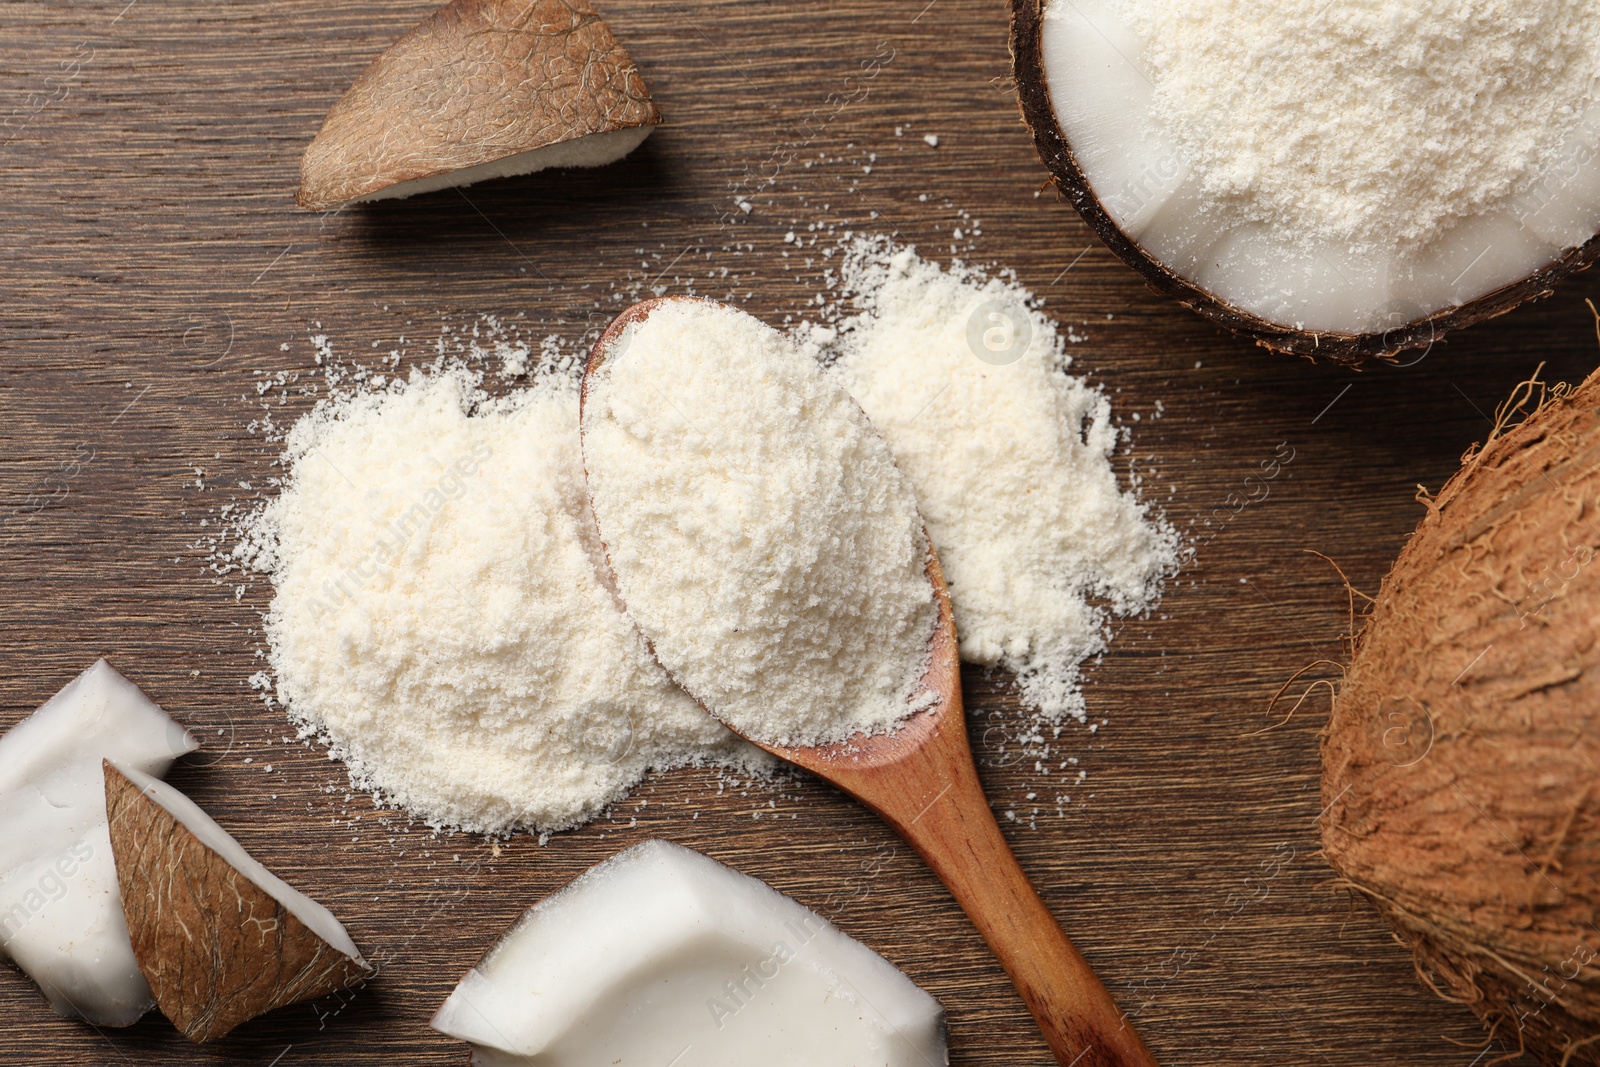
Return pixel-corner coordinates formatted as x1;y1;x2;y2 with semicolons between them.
1;1;1594;1064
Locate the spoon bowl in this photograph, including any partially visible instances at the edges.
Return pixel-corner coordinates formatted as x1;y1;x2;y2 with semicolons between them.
582;297;1159;1067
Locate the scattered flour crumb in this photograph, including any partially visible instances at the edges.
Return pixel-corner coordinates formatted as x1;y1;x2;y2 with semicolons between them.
583;300;936;747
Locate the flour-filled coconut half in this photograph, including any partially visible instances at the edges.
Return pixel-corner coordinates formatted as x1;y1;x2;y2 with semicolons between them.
432;840;947;1066
298;0;660;210
1011;0;1600;363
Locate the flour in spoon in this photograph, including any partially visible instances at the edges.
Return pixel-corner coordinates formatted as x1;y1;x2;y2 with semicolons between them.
797;239;1177;724
581;299;937;747
235;365;761;835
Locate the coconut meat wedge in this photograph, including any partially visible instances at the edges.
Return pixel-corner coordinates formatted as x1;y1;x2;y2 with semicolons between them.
432;839;947;1067
0;660;196;1027
103;762;372;1042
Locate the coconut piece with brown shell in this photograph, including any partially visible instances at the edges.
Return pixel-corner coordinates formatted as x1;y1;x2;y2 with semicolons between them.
0;660;196;1027
298;0;660;211
1009;0;1600;365
1322;367;1600;1065
104;761;373;1042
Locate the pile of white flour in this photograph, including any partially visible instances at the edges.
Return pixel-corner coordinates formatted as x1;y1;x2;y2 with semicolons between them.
582;299;936;747
799;241;1176;724
236;241;1175;832
1114;0;1600;250
234;367;757;835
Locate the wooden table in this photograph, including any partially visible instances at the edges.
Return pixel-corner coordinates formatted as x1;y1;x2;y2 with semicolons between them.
2;1;1590;1063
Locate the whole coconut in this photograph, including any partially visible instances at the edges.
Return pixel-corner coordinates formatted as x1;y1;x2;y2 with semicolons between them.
1324;368;1600;1066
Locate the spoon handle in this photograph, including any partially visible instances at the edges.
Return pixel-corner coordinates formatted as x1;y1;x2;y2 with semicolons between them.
858;729;1159;1067
728;549;1154;1063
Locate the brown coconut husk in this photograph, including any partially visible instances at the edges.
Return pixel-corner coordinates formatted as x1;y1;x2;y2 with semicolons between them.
104;763;373;1041
1322;365;1600;1065
297;0;659;211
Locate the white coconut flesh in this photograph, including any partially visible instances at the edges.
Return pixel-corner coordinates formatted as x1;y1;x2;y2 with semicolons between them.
431;839;947;1067
0;660;196;1026
106;763;364;965
352;125;654;205
1040;0;1600;335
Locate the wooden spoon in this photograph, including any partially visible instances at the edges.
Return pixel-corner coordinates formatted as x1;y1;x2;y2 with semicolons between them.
581;298;1159;1067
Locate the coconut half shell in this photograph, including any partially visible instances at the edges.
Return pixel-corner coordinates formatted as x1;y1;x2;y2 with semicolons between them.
1322;369;1600;1064
104;762;373;1042
297;0;660;211
1008;0;1600;365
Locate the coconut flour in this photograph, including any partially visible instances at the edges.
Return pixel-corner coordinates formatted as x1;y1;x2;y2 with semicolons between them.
237;240;1173;833
235;367;759;835
1114;0;1600;250
582;299;936;747
800;240;1176;724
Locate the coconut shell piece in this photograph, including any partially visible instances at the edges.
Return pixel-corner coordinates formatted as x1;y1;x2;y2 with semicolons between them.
104;761;373;1042
298;0;660;211
1007;0;1600;366
1323;368;1600;1065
